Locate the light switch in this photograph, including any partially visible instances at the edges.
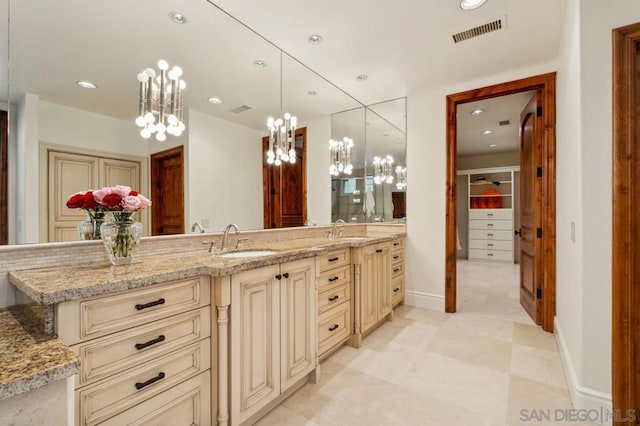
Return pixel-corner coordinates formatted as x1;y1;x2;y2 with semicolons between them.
201;218;210;229
570;221;575;242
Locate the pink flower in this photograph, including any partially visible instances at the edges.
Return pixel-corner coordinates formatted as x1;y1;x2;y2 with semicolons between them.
113;185;132;197
93;187;114;202
122;194;152;211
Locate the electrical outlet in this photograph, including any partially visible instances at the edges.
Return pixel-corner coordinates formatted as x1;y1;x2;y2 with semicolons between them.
570;221;575;242
201;218;210;229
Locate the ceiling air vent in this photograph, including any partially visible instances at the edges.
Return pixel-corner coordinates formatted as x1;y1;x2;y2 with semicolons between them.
230;105;253;114
499;120;510;126
452;17;504;43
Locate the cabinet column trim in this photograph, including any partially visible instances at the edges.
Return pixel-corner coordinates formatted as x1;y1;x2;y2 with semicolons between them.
215;276;231;426
351;263;362;348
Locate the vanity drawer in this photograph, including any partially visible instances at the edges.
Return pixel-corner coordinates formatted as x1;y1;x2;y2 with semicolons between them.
469;219;512;231
77;339;210;426
468;239;513;251
391;238;404;250
391;262;404;279
317;282;350;314
318;302;351;356
317;248;351;273
391;276;404;306
317;264;351;293
58;276;210;344
469;229;513;241
72;307;210;387
469;209;512;220
469;249;513;262
391;250;404;263
100;371;211;426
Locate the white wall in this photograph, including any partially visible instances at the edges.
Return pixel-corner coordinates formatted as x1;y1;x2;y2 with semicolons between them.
303;116;332;225
457;151;520;170
15;93;39;243
187;109;264;232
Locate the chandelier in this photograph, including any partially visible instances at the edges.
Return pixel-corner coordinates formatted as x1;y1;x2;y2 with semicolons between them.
395;166;407;189
373;155;394;184
329;137;354;176
135;60;186;141
266;51;297;166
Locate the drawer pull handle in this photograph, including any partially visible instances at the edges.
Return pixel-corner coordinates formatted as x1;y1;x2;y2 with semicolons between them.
328;295;340;302
275;274;282;280
328;257;340;262
283;272;289;278
135;335;166;351
393;268;400;273
328;324;339;332
487;223;494;227
487;243;494;247
376;249;383;253
393;255;400;260
487;253;494;257
393;242;400;246
487;213;494;217
135;372;165;390
487;233;494;237
393;287;401;293
328;276;340;282
135;298;165;311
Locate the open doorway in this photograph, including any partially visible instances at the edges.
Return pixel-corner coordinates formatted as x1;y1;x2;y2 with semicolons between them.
445;73;557;333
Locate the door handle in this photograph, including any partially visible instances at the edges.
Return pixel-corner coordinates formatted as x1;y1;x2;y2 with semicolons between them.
515;229;522;237
157;226;165;233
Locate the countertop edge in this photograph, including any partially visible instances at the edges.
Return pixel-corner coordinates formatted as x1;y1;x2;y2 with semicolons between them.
0;358;80;401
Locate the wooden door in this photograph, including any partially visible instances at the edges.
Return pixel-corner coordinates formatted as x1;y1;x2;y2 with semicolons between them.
0;110;7;245
150;146;184;236
48;151;100;242
359;245;379;333
519;93;543;324
280;258;316;392
231;264;281;424
262;128;307;228
377;243;392;320
99;157;145;232
392;192;406;218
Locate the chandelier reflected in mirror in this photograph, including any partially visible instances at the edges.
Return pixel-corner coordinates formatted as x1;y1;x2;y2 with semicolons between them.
329;137;354;176
395;166;407;189
266;113;297;166
373;155;394;184
135;60;186;141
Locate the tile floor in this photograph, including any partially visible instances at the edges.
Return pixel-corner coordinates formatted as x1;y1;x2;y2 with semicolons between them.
257;261;581;426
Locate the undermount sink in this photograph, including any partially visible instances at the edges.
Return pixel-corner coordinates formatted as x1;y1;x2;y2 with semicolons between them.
217;250;277;258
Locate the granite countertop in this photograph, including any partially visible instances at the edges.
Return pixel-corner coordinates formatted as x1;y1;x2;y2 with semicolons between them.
0;304;79;400
9;234;403;306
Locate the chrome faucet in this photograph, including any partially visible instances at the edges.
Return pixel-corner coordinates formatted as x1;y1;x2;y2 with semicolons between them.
191;222;205;233
331;219;346;238
221;223;239;251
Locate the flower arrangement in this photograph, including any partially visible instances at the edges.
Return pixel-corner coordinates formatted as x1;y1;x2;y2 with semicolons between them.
67;186;151;265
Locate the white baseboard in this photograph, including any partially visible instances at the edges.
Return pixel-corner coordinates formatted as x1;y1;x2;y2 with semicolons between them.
554;317;613;425
405;290;445;311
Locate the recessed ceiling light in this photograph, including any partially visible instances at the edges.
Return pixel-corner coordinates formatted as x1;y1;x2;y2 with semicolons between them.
489;144;497;148
471;108;485;116
460;0;488;10
307;90;318;96
307;34;323;45
482;130;493;135
253;59;267;68
168;12;187;24
208;97;222;104
76;81;97;89
356;74;368;82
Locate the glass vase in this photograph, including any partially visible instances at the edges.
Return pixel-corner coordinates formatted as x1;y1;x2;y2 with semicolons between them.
100;211;143;265
77;211;106;240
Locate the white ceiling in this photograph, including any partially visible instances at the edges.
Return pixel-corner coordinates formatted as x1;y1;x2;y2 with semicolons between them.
457;90;534;156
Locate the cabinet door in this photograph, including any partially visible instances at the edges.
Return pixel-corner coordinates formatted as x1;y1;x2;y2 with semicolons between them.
377;243;392;320
231;265;281;424
280;258;316;392
360;245;379;333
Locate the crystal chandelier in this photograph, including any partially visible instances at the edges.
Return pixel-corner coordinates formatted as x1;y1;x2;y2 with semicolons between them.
373;155;394;184
266;51;297;166
135;60;186;142
395;166;407;190
329;137;354;176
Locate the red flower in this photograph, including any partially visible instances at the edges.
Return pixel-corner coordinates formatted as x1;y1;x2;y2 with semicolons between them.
101;193;122;208
83;191;98;209
129;190;139;196
66;193;86;209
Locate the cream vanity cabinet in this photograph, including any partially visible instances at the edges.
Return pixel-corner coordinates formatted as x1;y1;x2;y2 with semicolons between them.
390;237;406;307
351;241;392;347
229;257;316;425
315;248;352;359
56;276;213;426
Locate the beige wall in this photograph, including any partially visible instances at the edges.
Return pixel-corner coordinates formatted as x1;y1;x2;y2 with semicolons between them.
457;151;520;170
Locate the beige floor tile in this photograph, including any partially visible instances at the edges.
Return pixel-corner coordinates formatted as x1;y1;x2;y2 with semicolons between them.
396;305;452;326
364;317;440;351
340;340;422;384
401;351;510;423
510;343;568;389
439;312;515;342
513;322;559;351
427;333;513;373
255;405;320;426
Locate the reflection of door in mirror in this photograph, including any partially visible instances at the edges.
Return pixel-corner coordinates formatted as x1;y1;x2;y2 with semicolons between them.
150;146;185;236
45;148;142;242
262;128;307;228
392;192;406;218
0;110;7;245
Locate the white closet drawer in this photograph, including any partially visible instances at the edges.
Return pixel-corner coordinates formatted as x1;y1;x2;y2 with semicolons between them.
469;209;512;220
468;219;512;230
468;239;513;251
469;249;513;262
469;229;513;241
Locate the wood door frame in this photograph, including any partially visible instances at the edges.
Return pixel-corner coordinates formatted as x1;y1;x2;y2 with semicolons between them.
0;110;7;245
445;72;557;332
262;127;307;228
150;145;185;235
612;22;640;418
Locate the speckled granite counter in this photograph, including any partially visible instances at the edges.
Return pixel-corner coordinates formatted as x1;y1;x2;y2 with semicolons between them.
0;304;79;400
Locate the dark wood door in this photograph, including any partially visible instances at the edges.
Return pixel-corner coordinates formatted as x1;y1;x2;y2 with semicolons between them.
0;110;7;245
519;93;542;324
392;192;406;218
262;128;307;228
150;146;185;235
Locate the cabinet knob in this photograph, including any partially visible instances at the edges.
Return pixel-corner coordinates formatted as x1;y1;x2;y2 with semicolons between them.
275;274;282;280
393;288;400;293
376;249;383;253
282;272;289;279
